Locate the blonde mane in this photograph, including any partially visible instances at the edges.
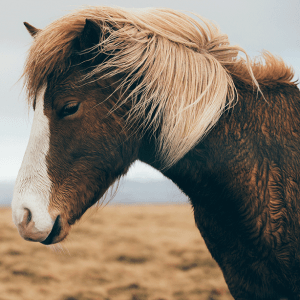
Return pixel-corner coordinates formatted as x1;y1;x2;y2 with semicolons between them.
23;6;295;167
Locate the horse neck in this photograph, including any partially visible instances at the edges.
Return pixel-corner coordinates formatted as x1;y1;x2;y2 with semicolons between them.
138;134;214;200
137;81;248;197
138;80;300;201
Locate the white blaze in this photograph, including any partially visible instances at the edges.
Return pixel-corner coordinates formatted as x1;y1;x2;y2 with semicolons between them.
12;87;54;232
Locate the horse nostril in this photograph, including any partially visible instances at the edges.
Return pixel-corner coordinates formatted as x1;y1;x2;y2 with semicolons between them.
15;206;58;243
24;208;32;226
20;208;33;229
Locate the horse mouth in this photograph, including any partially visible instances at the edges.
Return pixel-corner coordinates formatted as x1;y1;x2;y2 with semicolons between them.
41;215;63;245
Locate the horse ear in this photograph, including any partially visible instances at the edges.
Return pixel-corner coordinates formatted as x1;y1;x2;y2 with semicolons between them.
79;19;102;51
24;22;40;37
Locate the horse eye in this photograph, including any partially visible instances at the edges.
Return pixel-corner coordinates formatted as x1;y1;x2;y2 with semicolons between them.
59;102;80;118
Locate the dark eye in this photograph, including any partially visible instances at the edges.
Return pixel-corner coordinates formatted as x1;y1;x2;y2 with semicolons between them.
59;102;80;118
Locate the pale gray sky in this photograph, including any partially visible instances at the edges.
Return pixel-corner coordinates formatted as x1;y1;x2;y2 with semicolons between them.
0;0;299;181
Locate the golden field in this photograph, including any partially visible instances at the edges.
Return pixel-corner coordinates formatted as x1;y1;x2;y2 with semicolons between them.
0;204;233;300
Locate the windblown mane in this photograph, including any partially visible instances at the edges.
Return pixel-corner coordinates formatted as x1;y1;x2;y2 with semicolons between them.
23;6;295;167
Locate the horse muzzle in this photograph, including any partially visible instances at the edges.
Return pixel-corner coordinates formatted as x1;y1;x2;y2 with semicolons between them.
14;206;69;244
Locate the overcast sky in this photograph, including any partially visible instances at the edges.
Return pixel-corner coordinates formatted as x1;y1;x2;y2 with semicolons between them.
0;0;299;181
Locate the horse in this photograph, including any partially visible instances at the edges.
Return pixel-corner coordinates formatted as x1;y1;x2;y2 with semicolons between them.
11;6;300;300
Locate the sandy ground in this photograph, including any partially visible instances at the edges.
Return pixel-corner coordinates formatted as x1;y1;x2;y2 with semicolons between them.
0;205;233;300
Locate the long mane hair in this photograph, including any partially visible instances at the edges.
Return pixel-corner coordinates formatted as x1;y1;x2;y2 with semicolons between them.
23;6;295;167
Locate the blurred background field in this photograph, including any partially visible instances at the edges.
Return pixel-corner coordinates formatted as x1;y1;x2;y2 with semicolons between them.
0;204;233;300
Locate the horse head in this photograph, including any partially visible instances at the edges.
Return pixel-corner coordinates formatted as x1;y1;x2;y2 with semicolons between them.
12;19;140;244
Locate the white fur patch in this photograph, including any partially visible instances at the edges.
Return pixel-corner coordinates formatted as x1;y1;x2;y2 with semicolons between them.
12;87;54;232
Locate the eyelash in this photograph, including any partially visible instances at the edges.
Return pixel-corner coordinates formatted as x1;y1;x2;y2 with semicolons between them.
59;102;80;118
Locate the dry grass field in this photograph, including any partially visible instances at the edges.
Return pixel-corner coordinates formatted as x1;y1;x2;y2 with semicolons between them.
0;205;233;300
